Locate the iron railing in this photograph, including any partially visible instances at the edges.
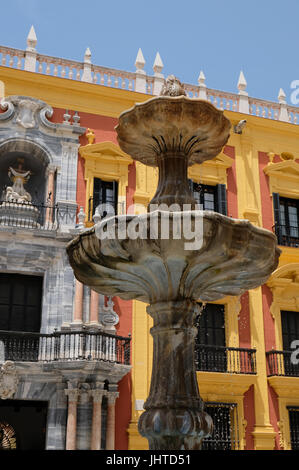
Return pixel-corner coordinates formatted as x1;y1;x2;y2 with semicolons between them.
195;344;256;374
0;329;131;365
266;350;299;377
274;223;299;247
0;200;59;231
202;402;239;450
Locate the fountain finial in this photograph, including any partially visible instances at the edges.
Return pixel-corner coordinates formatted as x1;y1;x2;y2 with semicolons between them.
160;75;186;97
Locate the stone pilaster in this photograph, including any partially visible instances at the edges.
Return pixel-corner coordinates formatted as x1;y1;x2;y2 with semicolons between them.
90;386;107;450
72;280;84;328
106;390;119;450
65;385;80;450
89;289;100;328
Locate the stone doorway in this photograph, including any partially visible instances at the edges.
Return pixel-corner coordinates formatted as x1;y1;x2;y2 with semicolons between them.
0;399;48;449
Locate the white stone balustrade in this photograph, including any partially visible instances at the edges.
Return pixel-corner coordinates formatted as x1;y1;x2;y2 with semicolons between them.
0;25;298;124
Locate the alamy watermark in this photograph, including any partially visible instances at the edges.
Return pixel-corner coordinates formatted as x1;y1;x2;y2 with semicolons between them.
93;202;204;250
290;81;299;104
291;340;299;365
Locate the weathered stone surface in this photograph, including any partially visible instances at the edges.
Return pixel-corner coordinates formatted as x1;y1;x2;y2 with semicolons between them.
115;96;231;167
67;210;280;304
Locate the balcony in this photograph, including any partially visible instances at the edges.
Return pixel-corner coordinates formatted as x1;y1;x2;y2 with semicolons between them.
266;350;299;377
0;201;59;231
195;344;257;374
0;329;131;365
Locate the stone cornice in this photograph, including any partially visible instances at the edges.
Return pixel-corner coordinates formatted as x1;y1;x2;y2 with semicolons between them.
268;376;299;398
0;66;149;118
197;371;256;399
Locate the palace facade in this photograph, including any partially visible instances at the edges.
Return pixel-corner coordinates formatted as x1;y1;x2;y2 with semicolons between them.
0;27;299;450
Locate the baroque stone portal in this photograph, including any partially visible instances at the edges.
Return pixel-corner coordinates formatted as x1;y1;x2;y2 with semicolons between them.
67;78;280;450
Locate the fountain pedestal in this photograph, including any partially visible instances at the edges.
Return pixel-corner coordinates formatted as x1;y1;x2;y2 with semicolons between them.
139;300;212;450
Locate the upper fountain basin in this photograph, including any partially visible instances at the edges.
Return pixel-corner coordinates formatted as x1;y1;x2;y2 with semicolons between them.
115;96;231;167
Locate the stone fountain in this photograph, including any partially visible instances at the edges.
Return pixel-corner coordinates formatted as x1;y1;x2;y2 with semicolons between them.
66;77;280;450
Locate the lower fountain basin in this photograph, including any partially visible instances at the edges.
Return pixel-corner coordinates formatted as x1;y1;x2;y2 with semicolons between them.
67;210;280;303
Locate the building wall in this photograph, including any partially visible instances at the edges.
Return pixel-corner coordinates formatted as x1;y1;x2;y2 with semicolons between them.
1;64;299;450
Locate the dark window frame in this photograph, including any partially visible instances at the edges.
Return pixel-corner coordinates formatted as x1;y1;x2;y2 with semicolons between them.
288;407;299;450
0;273;43;333
189;180;227;215
88;178;118;221
273;193;299;247
194;303;227;372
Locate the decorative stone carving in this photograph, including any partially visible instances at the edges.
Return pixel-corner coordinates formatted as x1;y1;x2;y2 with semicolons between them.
107;391;119;405
0;96;85;136
0;158;40;228
160;75;186;97
0;361;18;399
15;98;40;128
5;159;32;203
100;297;119;327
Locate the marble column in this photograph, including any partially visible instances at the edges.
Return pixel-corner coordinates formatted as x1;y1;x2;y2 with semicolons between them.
90;387;107;450
45;165;56;224
65;386;80;450
89;289;99;327
72;280;84;326
106;390;119;450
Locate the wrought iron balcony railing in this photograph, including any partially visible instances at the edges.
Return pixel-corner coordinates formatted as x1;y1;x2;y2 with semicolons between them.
0;200;59;231
0;329;131;365
266;350;299;377
274;224;299;248
195;344;257;374
202;402;239;450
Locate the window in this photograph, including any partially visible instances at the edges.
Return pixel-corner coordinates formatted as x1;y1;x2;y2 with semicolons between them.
88;178;118;221
281;310;299;375
288;407;299;450
273;193;299;247
0;273;43;332
202;402;239;450
189;181;227;215
195;303;227;372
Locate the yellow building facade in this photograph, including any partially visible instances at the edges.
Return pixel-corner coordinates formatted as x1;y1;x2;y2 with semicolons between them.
1;34;299;450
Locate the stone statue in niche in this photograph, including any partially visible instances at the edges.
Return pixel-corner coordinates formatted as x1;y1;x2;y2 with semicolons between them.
5;158;32;203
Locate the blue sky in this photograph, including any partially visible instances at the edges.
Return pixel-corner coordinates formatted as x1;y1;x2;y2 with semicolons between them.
1;0;298;104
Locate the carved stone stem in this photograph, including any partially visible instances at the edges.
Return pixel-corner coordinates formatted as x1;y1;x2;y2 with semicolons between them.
149;153;196;209
138;300;213;450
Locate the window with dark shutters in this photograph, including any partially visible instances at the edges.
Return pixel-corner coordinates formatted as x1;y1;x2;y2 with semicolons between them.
88;178;118;221
0;273;43;332
188;180;227;214
273;193;299;246
217;183;227;215
288;407;299;450
194;303;227;372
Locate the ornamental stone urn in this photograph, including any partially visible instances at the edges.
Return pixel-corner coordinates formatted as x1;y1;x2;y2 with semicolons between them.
67;77;280;450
